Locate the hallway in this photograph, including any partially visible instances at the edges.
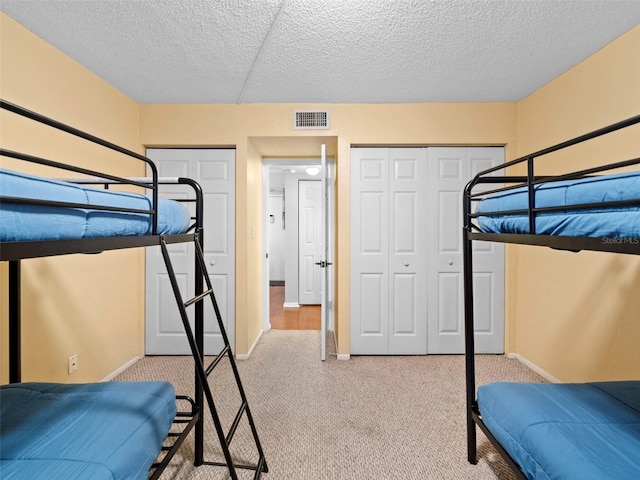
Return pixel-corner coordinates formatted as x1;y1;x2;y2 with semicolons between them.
269;286;320;330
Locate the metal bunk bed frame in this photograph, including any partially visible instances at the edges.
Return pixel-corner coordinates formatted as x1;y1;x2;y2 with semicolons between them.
463;114;640;479
0;100;268;479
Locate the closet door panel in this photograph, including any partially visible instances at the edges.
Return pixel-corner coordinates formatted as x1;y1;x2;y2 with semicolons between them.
359;273;386;335
146;148;235;355
351;148;390;354
388;149;427;355
438;272;462;334
427;147;504;354
467;147;505;353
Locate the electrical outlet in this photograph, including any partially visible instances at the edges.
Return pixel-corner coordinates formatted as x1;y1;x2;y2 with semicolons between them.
68;354;78;375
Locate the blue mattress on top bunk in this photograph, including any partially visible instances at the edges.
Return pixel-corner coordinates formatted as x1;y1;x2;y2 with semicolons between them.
0;381;177;480
476;171;640;238
478;381;640;480
0;168;191;242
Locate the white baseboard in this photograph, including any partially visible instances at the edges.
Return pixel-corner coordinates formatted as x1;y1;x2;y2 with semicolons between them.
507;353;561;383
101;355;142;382
329;330;350;360
236;329;263;360
282;302;300;308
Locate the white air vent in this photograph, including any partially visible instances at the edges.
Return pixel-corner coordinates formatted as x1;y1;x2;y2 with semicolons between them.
294;110;329;130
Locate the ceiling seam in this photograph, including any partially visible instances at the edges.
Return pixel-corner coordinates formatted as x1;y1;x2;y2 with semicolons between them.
236;0;287;104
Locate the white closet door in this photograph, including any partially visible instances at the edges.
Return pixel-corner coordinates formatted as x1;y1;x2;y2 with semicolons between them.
388;149;428;354
351;146;504;356
351;148;390;354
145;148;235;355
427;147;504;354
351;148;428;355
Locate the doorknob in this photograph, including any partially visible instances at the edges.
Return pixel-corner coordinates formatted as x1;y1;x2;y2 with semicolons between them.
315;261;333;268
404;262;410;267
210;260;216;266
448;260;453;266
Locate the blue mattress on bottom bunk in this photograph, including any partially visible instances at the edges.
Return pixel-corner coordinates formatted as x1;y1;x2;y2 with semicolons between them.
476;171;640;238
0;381;177;480
478;381;640;480
0;168;191;242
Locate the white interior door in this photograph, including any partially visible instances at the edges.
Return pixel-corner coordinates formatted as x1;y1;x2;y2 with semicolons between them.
320;145;329;361
326;160;336;333
145;148;235;355
427;147;504;354
298;180;322;305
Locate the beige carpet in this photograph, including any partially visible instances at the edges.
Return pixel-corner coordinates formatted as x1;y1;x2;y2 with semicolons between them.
116;330;544;479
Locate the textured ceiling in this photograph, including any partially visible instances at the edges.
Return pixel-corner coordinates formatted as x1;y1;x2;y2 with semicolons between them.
2;0;640;104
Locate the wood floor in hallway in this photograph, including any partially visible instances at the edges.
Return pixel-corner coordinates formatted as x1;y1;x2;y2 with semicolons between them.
269;286;320;330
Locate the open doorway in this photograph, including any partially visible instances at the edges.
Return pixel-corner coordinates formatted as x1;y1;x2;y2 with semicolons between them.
264;160;322;330
255;136;337;361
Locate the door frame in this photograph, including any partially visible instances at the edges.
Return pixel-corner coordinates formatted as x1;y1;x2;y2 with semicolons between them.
261;157;336;343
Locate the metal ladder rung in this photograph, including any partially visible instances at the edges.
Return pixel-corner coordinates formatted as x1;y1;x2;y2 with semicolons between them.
184;288;214;308
205;344;230;377
225;401;247;446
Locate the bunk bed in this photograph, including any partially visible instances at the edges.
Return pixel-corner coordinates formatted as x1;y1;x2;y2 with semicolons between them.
0;100;267;479
463;114;640;480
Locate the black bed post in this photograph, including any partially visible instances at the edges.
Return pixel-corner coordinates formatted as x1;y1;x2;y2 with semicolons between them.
463;181;477;464
194;229;205;466
9;261;21;383
193;232;205;466
169;177;206;466
180;177;205;466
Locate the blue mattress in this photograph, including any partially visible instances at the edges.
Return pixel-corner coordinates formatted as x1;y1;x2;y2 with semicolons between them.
0;381;177;480
478;381;640;480
476;171;640;238
0;168;191;242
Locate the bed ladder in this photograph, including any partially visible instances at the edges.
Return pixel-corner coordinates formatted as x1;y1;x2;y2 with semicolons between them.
160;236;268;480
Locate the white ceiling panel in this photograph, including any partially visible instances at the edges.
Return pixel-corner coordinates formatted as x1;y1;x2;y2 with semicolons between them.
2;0;639;104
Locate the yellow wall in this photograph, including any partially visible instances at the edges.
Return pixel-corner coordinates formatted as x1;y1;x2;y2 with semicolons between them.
512;25;640;382
139;102;517;356
0;14;144;383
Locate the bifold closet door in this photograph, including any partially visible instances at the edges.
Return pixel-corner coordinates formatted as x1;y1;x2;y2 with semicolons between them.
145;148;236;355
426;147;504;354
351;146;504;356
350;148;428;355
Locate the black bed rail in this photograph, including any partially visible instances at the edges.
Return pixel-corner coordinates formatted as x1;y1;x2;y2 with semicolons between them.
149;395;201;480
0;175;203;262
464;114;640;236
0;99;160;234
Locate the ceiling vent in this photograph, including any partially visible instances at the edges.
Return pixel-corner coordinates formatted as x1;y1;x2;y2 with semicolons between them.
294;110;329;130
